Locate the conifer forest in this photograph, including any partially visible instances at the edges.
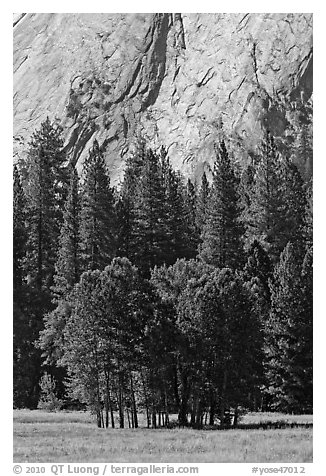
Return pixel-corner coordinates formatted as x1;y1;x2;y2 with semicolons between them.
13;117;313;428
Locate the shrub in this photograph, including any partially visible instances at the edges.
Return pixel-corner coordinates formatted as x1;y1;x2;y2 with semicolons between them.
38;372;63;412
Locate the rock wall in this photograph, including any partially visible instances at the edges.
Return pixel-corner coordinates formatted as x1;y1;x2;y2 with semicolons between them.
13;13;313;182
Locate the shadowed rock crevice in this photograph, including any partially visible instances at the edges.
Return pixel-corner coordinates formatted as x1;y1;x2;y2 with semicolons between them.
140;13;171;110
13;13;27;27
173;13;186;50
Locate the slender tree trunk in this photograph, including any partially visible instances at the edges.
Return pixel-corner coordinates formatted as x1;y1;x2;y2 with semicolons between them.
105;372;110;428
130;372;138;428
146;406;150;428
141;370;150;428
94;353;102;428
178;371;189;427
190;396;196;427
108;387;115;428
96;409;102;428
219;369;228;426
105;401;109;428
173;364;180;409
209;390;215;426
118;394;124;428
152;406;157;429
196;399;203;428
253;393;257;412
164;389;169;427
233;405;239;427
37;210;43;290
117;375;124;429
149;369;156;428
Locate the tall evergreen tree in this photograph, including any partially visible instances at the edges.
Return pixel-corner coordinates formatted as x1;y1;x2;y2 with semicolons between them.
244;131;284;261
199;140;243;268
13;165;27;288
196;171;210;233
117;140;146;259
13;165;44;408
304;177;313;249
266;242;312;412
297;245;313;411
21;117;69;218
13;118;68;407
132;148;166;276
53;166;81;298
289;106;313;179
161;152;191;264
183;178;199;258
79;140;116;272
239;162;255;240
243;239;273;309
279;157;307;254
24;118;68;290
38;166;80;372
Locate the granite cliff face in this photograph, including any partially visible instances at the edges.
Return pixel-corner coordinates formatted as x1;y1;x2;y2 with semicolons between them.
13;13;313;181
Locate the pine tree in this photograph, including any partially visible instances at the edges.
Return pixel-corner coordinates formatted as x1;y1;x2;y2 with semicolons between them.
304;177;313;249
239;162;255;241
183;178;199;259
53;166;81;297
13;118;68;407
295;246;313;412
266;242;312;412
21;117;69;218
13;165;44;408
243;239;273;310
279;157;307;254
79;140;116;271
196;171;210;233
37;372;62;411
24;118;68;290
289;106;313;179
38;167;80;370
294;122;313;178
199;140;243;269
119;142;198;273
245;131;284;261
132;148;166;276
13;165;27;288
160;151;190;264
117;140;146;259
25;146;55;289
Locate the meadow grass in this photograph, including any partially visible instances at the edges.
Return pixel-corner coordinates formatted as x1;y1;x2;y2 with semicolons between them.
13;410;313;463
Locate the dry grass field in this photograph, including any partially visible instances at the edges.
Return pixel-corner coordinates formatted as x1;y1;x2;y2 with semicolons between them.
13;410;313;463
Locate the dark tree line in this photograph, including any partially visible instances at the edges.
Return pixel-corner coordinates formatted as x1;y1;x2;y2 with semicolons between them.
13;118;312;425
